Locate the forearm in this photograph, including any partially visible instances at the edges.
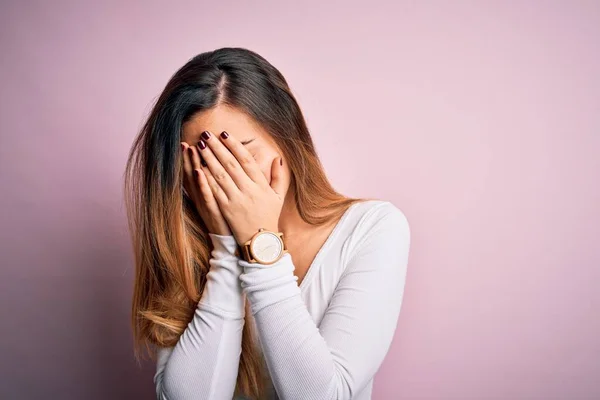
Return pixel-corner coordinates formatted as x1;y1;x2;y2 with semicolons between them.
238;204;410;400
155;234;245;400
239;254;340;399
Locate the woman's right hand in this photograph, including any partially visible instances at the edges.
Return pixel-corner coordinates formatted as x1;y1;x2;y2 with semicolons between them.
181;141;232;236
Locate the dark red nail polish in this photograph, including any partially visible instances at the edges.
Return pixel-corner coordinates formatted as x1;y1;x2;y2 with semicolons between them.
193;169;199;177
201;159;207;167
198;140;206;150
187;146;194;154
280;157;283;166
220;131;229;139
201;131;211;140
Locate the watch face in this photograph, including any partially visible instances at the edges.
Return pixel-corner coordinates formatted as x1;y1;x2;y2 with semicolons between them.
251;232;283;263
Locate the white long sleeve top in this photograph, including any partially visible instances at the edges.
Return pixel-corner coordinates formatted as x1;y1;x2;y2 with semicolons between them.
154;199;411;400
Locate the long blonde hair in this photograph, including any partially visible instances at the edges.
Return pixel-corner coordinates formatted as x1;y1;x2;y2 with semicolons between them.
124;47;368;399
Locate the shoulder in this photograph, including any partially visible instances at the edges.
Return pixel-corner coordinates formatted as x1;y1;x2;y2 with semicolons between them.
344;199;411;257
349;199;410;236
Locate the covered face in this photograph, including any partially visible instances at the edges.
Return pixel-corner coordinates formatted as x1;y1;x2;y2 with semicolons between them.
181;104;286;186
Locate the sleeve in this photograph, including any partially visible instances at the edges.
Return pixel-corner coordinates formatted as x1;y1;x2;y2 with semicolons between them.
154;233;246;400
237;203;411;400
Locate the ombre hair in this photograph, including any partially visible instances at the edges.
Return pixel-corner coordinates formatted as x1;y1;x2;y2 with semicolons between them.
124;47;368;399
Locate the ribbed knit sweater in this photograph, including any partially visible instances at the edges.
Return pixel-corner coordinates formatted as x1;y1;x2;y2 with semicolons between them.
154;199;411;400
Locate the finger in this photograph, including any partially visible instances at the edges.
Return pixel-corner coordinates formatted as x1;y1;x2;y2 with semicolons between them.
184;145;202;194
200;130;257;191
189;144;211;192
193;167;221;215
199;155;229;207
181;142;196;197
182;142;193;177
218;130;269;187
188;144;202;171
187;146;207;202
197;135;241;200
270;156;287;197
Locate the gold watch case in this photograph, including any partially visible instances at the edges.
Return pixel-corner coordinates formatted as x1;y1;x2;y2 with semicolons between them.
242;228;288;265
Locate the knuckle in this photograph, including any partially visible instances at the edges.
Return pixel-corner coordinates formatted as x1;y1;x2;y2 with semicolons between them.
214;171;227;181
225;159;238;170
228;190;241;202
239;155;253;165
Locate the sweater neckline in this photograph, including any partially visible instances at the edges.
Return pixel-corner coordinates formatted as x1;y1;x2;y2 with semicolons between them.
298;201;363;291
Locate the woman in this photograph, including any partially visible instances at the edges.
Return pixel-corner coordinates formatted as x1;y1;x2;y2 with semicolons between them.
124;47;411;400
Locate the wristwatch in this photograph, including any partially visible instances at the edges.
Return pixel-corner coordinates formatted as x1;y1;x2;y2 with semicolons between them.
241;228;288;265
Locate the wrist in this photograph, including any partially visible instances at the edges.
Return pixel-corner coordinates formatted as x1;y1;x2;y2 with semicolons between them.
240;228;288;265
237;225;279;247
208;233;239;257
209;227;232;237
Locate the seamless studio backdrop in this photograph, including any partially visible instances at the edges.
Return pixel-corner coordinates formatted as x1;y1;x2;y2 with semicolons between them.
1;1;599;399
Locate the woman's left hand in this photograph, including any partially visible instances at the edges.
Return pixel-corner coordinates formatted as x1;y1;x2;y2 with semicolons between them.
193;130;287;246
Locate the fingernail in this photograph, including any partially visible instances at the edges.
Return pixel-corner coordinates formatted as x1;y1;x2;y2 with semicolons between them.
187;146;194;154
280;157;283;166
201;131;211;140
220;131;229;139
198;140;207;150
181;143;186;151
201;159;207;167
193;169;199;177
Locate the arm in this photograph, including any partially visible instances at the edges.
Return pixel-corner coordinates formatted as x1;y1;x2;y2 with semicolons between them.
154;233;245;400
238;203;411;400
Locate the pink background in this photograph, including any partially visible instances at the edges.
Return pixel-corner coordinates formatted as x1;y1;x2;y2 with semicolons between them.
1;1;599;399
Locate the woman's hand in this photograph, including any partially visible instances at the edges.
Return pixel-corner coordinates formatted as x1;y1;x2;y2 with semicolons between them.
195;130;287;246
181;141;232;236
